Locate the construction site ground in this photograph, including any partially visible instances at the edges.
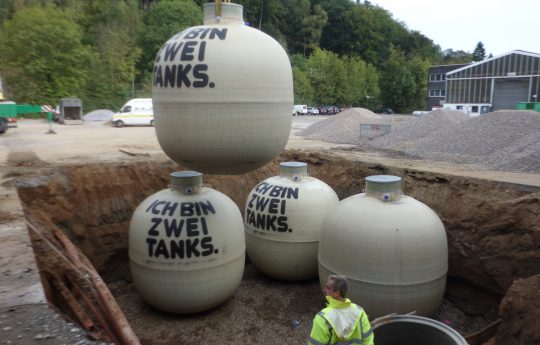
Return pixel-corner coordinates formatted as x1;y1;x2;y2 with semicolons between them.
1;116;539;345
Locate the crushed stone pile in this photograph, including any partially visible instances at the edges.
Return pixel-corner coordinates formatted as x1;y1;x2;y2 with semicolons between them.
302;108;540;173
374;110;540;173
370;109;469;151
301;108;384;144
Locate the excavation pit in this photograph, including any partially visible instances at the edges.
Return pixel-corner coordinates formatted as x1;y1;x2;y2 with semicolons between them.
7;150;539;344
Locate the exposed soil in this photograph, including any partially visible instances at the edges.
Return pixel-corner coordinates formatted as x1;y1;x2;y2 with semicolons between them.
1;118;539;344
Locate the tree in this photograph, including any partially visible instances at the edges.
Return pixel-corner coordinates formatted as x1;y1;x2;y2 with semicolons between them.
379;47;429;113
0;5;91;103
342;56;379;108
442;49;473;64
292;67;314;105
306;49;346;105
472;41;486;61
137;0;201;74
298;4;327;55
78;0;143;110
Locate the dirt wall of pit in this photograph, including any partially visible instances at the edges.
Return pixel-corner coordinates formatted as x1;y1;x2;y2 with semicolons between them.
14;150;539;297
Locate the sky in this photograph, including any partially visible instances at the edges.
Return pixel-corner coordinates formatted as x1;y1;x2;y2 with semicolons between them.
367;0;539;56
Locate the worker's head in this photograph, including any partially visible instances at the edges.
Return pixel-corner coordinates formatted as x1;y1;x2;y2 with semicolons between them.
324;274;348;300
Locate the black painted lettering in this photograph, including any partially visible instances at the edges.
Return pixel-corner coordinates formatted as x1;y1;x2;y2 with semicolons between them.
198;41;206;61
145;199;159;213
255;182;272;195
184;28;204;39
280;199;286;215
268;198;280;214
269;186;284;198
209;28;228;40
255;196;270;211
265;215;277;231
170;240;185;259
256;212;266;228
154;239;170;258
161;202;178;217
164;218;185;237
201;236;214;256
164;65;176;88
146;238;157;257
193;64;209;88
176;64;192;87
287;187;299;200
248;193;257;208
154;65;163;87
201;217;209;235
180;41;197;61
186;238;200;258
186;218;199;237
181;202;194;216
164;42;183;62
147;217;162;236
199;28;211;40
151;200;166;215
277;216;288;232
200;201;216;215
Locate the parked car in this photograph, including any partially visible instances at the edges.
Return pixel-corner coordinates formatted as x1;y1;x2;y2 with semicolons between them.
376;107;394;114
6;117;17;128
307;107;319;115
325;106;340;115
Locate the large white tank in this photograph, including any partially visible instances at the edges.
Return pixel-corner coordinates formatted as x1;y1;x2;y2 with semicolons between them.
152;2;293;175
129;171;245;314
318;175;448;318
245;162;339;280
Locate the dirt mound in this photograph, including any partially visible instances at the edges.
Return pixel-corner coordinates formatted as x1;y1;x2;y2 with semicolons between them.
496;274;540;345
301;108;383;144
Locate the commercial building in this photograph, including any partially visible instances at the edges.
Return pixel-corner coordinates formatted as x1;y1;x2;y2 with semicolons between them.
427;50;540;116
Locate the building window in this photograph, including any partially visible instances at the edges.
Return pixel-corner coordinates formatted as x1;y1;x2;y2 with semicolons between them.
472;106;479;113
456;105;463;110
429;74;445;81
429;89;445;97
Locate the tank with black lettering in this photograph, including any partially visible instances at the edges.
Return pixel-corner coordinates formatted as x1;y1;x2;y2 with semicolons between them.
129;171;245;314
244;162;339;281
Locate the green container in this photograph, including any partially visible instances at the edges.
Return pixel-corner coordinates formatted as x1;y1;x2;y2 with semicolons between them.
0;103;17;117
16;104;42;114
534;103;540;112
515;102;528;110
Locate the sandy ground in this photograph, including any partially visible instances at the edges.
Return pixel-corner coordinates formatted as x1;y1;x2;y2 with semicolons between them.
2;117;538;187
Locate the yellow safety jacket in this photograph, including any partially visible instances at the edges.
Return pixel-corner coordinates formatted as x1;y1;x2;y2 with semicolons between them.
308;296;374;345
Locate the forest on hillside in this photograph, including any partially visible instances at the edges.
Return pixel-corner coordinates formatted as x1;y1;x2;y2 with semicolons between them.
0;0;480;113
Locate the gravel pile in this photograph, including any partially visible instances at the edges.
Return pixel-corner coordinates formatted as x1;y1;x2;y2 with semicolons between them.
302;108;540;173
301;108;384;144
375;110;540;173
370;109;469;151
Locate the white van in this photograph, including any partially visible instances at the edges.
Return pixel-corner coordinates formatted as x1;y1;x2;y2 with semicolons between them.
294;104;308;115
112;98;153;127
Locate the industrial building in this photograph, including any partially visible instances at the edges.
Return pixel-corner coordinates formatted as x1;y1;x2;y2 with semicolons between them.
427;50;540;116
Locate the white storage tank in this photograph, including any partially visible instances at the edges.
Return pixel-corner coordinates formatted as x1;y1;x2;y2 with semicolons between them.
129;171;245;314
318;175;448;318
152;2;293;175
245;162;339;280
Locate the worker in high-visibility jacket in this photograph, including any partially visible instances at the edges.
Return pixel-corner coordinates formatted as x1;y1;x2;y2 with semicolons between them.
308;274;374;345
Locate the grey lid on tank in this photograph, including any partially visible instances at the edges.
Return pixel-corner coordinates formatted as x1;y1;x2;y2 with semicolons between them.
365;175;402;201
170;171;203;188
204;2;244;24
280;162;307;176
